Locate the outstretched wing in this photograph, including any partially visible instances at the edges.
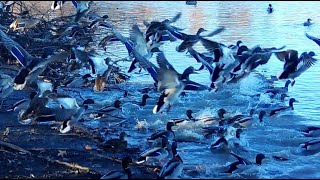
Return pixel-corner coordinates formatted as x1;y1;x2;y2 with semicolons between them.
305;33;320;47
0;29;33;67
202;27;225;37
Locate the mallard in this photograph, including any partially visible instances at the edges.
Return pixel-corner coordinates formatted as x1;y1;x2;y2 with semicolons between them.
171;27;225;52
275;49;318;85
303;18;312;26
299;138;320;151
137;137;169;165
158;141;184;179
147;121;176;142
101;132;128;152
269;98;299;116
267;4;273;13
100;156;132;179
225;152;266;173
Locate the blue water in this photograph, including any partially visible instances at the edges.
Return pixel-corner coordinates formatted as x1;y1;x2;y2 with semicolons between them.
43;1;320;178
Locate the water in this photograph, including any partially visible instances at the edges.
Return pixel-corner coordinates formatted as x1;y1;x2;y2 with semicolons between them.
32;1;320;178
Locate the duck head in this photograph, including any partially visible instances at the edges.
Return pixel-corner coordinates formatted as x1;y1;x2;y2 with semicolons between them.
142;94;150;101
217;108;227;119
167;121;176;131
289;98;299;110
186;109;194;120
285;80;291;88
256;153;266;165
236;40;243;47
307;18;312;23
269;4;272;7
114;100;121;108
196;28;207;35
119;132;128;141
308;51;316;56
259;111;266;123
181;66;199;80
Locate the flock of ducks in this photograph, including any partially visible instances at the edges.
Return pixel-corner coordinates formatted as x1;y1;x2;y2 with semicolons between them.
1;1;320;179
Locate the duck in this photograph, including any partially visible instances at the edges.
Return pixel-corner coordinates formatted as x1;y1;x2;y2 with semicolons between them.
265;80;291;95
228;40;243;54
101;132;128;152
186;1;197;5
51;1;67;10
143;12;183;43
72;1;93;22
47;92;80;109
299;138;320;151
232;110;266;128
97;100;122;114
9;17;40;32
152;53;191;114
210;128;244;150
301;126;320;137
0;74;14;109
303;18;312;26
158;141;184;179
267;4;273;13
147;122;177;142
225;152;266;173
269;98;299;116
275;49;318;86
100;156;133;179
6;91;37;112
59;105;88;133
137;137;169;165
172;27;225;52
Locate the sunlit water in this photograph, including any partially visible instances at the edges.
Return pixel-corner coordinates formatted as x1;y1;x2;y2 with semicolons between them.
31;1;320;178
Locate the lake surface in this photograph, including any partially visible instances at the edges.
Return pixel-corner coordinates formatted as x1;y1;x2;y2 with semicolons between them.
28;1;320;178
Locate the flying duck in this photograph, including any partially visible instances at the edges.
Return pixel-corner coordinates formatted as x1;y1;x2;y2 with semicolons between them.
59;105;88;133
100;156;133;179
171;27;225;52
275;49;318;86
269;98;299;116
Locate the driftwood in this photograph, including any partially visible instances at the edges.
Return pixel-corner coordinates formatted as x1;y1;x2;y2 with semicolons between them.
0;140;31;155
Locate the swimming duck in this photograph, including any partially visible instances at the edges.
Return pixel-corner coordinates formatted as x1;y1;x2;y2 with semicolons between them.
301;126;320;137
210;128;244;150
0;74;14;109
97;100;122;114
299;138;320;151
148;122;176;142
267;4;273;13
137;137;169;165
101;132;128;152
186;1;197;5
100;156;133;179
275;49;318;85
225;152;266;173
158;141;184;179
9;17;40;32
269;98;298;116
232;110;266;128
303;18;312;26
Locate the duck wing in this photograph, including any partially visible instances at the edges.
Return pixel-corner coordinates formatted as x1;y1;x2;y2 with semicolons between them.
201;27;225;37
229;152;252;165
0;29;33;67
305;33;320;47
274;49;298;62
